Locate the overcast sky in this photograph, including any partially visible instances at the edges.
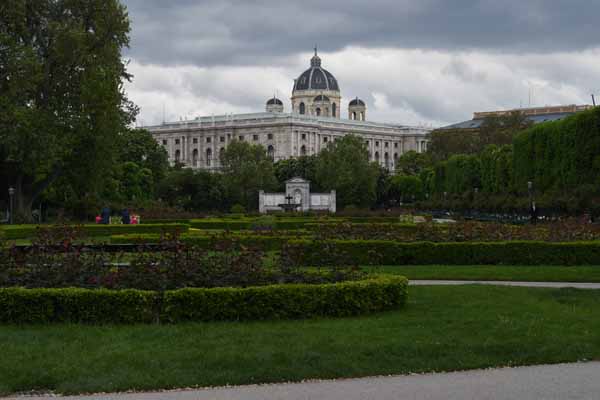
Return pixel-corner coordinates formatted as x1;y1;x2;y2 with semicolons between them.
122;0;600;127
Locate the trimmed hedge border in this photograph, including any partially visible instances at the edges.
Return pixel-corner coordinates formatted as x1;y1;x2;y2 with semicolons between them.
0;288;156;324
287;239;600;266
0;276;407;324
189;218;416;230
0;223;190;240
110;233;294;251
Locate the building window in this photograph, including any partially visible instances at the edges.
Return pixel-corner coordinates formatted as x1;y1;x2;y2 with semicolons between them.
301;133;306;140
175;139;180;145
267;145;275;160
394;142;398;148
193;138;198;144
220;136;225;142
375;151;380;163
253;134;259;141
192;149;199;167
375;141;379;147
385;142;389;148
268;133;273;140
239;135;244;141
206;148;212;167
365;140;369;146
384;152;390;169
206;137;211;143
220;147;225;161
299;102;305;115
351;111;356;120
174;149;181;162
300;145;307;156
162;139;167;145
316;107;321;116
332;103;337;117
323;137;328;143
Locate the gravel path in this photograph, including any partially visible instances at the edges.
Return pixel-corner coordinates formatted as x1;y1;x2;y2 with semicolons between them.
10;362;600;400
410;280;600;289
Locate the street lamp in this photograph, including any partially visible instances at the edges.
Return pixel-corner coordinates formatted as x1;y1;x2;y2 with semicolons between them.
527;181;536;224
8;187;15;225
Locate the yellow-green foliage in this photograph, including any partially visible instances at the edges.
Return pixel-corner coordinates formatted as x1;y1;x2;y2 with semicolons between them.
0;277;407;324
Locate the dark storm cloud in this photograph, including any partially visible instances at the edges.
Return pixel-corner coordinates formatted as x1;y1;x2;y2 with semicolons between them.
122;0;600;67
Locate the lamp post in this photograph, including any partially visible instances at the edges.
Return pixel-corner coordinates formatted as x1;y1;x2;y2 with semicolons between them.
8;187;15;225
473;187;479;217
527;181;536;224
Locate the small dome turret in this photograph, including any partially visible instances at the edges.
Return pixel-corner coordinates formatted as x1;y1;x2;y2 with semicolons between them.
348;97;366;121
266;96;284;113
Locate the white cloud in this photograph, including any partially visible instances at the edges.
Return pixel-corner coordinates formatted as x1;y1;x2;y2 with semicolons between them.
125;47;600;128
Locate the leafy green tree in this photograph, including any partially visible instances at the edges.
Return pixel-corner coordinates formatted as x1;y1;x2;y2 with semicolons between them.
220;140;277;210
395;150;432;176
0;0;135;219
444;154;481;194
428;112;531;163
389;175;424;203
117;129;169;188
273;155;318;190
315;135;379;208
157;169;226;212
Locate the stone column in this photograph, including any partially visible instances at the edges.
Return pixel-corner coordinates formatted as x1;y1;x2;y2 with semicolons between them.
259;190;265;214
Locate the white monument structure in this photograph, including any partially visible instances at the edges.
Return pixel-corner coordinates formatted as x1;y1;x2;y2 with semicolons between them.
259;177;336;213
147;49;431;171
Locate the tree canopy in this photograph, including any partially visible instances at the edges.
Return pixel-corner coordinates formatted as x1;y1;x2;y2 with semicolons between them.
0;0;135;219
315;135;379;208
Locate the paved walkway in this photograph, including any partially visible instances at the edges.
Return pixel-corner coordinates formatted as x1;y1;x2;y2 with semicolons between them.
409;279;600;289
10;362;600;400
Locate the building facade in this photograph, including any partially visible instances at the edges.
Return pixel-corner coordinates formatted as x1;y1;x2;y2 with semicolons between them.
147;50;431;171
440;104;593;131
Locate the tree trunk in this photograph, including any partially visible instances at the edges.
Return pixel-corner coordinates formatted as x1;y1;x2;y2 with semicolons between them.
14;167;62;222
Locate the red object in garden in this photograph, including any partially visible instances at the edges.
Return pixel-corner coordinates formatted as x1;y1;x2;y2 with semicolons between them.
95;215;101;224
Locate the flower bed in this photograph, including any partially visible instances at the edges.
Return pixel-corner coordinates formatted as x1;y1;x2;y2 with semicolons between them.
0;223;190;240
284;239;600;266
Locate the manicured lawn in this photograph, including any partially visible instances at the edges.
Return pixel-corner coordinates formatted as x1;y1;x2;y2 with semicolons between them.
2;285;600;395
366;265;600;282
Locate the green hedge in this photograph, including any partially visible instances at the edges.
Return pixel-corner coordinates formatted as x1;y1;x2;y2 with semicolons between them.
0;223;190;240
162;276;407;322
189;217;419;231
288;240;600;266
0;288;156;324
0;276;407;324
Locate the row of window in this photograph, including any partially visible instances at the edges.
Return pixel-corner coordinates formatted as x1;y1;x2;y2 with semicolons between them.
365;140;400;149
298;102;337;117
174;145;277;167
162;133;276;147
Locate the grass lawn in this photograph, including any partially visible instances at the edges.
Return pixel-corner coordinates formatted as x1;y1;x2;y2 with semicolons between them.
366;265;600;282
2;285;600;395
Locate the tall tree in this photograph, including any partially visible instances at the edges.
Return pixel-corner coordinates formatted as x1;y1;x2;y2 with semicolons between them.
315;135;379;208
395;150;432;176
273;155;319;191
0;0;135;219
220;140;277;210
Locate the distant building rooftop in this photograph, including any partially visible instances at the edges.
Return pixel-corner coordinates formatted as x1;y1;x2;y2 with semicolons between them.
441;104;593;130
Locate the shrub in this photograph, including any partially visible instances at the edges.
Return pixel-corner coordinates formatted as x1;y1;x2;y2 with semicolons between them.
230;204;246;214
161;276;408;322
0;276;407;324
0;223;190;240
283;239;600;266
0;288;156;324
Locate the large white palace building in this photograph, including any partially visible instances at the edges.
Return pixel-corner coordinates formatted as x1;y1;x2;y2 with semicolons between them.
147;50;431;171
